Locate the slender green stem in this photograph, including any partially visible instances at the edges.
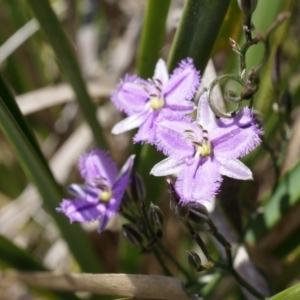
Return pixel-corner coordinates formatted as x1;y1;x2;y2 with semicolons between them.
157;240;192;281
184;220;212;261
152;246;173;276
184;219;265;299
216;259;266;299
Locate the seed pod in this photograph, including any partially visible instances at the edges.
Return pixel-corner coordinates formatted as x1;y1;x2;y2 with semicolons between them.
128;172;146;204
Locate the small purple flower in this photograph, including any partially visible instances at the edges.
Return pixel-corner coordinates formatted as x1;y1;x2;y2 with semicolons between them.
111;58;200;143
57;150;135;232
151;92;263;204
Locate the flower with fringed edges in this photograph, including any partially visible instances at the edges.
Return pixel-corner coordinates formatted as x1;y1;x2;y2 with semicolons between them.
57;150;135;232
151;92;263;204
111;58;200;143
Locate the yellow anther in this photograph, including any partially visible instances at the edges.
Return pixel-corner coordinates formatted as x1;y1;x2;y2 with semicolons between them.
99;190;112;202
196;141;212;157
150;97;164;110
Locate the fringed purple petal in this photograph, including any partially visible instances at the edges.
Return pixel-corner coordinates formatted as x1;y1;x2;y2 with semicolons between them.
97;214;110;233
154;59;169;85
78;149;117;186
212;107;263;159
114;155;135;195
196;92;217;131
133;112;157;143
164;58;200;108
154;110;197;158
112;109;152;135
57;199;106;223
150;157;185;177
111;75;149;115
175;157;222;204
67;184;99;203
217;157;253;180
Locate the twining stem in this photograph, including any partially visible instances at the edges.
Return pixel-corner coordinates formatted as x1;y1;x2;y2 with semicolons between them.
183;220;265;299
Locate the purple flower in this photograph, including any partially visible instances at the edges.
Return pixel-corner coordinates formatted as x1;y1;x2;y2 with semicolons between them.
57;150;135;232
151;92;263;204
111;58;200;143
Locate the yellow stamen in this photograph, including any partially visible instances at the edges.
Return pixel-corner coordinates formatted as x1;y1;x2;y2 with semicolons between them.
150;97;164;110
99;190;112;202
196;141;212;157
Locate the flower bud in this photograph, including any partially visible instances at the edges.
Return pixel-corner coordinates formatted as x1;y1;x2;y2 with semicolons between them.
148;203;164;238
188;209;209;225
166;178;189;220
186;250;202;271
122;224;144;248
128;172;146;204
166;178;180;206
237;0;258;16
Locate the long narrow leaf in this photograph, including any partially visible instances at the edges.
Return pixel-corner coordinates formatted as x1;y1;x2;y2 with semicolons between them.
167;0;231;72
268;282;300;300
25;0;107;149
0;79;102;273
137;0;171;78
0;235;79;300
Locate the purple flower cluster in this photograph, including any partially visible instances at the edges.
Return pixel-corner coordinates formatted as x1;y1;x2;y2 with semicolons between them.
112;58;262;204
57;57;263;230
57;150;134;232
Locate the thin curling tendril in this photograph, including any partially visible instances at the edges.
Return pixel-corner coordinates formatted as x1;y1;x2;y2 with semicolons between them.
207;74;246;118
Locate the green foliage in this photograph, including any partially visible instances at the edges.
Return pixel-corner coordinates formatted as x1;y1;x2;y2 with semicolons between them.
0;0;300;299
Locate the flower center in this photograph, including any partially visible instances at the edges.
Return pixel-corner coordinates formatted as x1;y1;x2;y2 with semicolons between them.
183;125;212;158
150;97;165;110
196;140;212;157
99;189;112;202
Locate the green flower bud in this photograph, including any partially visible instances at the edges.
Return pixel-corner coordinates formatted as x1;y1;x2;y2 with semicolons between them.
237;0;258;16
122;224;144;248
186;250;202;271
128;172;146;205
148;203;164;238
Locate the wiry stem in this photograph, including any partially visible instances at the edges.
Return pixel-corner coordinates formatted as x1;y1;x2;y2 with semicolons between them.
183;219;265;299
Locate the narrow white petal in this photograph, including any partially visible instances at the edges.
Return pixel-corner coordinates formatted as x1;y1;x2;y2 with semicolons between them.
111;111;149;135
154;59;169;85
150;157;184;177
217;157;253;180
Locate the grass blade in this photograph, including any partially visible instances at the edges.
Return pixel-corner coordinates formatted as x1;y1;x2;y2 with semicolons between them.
25;0;107;149
137;0;171;78
167;0;231;72
0;76;102;273
0;234;79;300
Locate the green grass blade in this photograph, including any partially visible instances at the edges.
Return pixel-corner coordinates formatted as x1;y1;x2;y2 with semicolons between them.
25;0;107;149
0;76;43;161
137;0;171;78
0;234;46;271
0;234;79;300
0;78;102;273
167;0;231;72
268;282;300;300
